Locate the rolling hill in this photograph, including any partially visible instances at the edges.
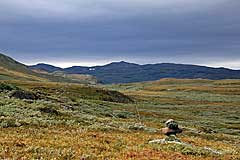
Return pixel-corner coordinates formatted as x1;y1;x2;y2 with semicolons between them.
0;53;97;84
0;53;49;81
29;63;63;73
30;61;240;84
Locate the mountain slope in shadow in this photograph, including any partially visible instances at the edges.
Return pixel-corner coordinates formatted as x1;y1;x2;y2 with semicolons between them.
30;61;240;84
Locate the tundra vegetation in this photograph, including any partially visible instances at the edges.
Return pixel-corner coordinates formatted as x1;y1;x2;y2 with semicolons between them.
0;79;239;159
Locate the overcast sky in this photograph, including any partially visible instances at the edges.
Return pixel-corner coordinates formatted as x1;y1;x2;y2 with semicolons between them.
0;0;240;68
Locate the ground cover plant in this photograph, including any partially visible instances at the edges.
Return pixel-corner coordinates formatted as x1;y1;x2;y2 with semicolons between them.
0;79;239;159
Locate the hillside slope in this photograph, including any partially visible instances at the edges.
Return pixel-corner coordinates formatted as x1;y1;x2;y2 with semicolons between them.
0;53;49;81
0;53;96;84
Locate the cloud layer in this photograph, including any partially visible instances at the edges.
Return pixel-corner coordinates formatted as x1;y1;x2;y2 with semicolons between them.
0;0;239;68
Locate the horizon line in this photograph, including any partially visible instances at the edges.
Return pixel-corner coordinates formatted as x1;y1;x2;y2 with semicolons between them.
26;61;240;71
1;51;240;70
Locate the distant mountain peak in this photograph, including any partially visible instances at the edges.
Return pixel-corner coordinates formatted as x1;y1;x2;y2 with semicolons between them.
105;61;138;67
29;63;62;73
118;61;130;64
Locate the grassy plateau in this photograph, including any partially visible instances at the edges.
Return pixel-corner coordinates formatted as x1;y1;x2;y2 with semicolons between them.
0;78;239;159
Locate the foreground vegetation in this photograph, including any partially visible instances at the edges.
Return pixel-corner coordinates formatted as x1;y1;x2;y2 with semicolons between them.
0;79;239;159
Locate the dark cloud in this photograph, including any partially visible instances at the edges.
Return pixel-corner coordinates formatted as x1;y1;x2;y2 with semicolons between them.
0;0;239;68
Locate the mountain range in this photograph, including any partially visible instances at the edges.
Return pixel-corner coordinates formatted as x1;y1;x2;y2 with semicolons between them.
1;52;240;84
29;60;240;84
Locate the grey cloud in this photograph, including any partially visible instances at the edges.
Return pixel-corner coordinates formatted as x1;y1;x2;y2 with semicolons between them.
0;0;240;68
0;0;231;21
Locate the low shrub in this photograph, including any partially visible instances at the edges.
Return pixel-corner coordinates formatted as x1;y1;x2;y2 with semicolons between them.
0;83;19;91
10;90;39;100
0;118;21;128
39;107;59;115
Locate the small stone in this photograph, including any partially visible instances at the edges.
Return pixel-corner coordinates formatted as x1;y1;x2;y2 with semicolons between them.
15;122;22;127
161;119;183;137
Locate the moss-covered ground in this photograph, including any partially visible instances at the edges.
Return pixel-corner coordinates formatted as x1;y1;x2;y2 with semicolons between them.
0;79;239;159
